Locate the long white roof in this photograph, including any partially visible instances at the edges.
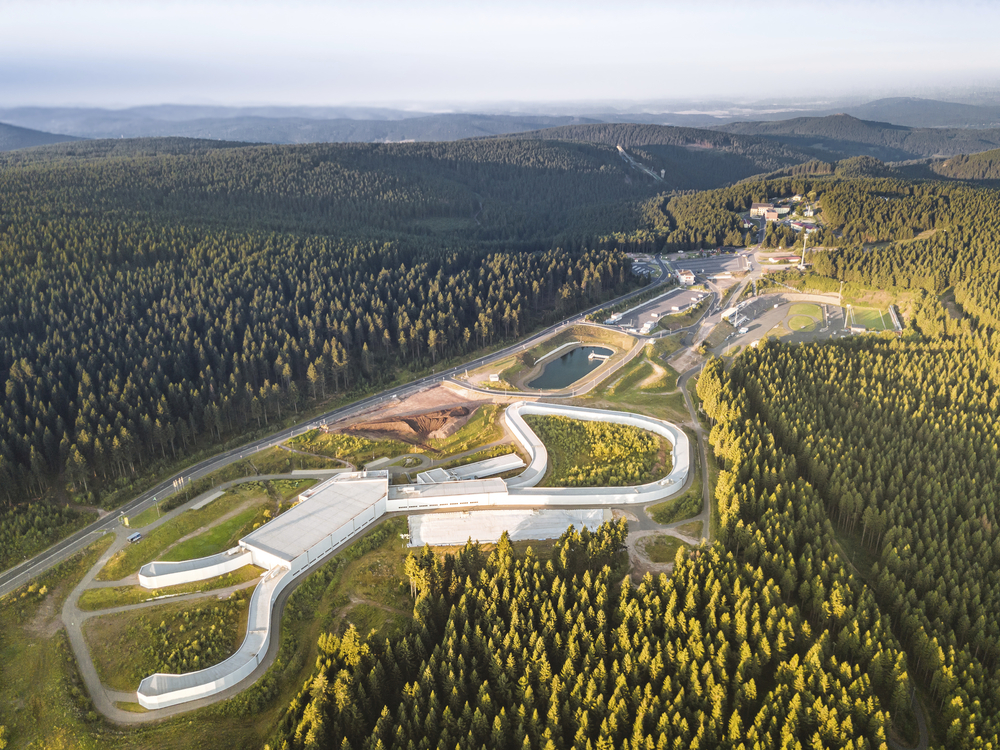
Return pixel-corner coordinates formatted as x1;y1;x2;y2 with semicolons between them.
240;474;388;563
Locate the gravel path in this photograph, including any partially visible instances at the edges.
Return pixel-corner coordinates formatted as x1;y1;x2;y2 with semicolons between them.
60;470;342;725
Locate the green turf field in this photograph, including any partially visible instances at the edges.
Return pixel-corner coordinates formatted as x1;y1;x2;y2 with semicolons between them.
789;303;822;318
787;315;816;332
850;307;890;331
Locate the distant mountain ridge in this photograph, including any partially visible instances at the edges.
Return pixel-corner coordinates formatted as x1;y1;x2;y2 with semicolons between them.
6;96;1000;147
0;108;601;144
715;114;1000;161
843;97;1000;128
0;121;82;152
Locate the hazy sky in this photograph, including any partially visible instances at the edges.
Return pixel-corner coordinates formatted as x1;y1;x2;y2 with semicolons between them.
3;0;999;108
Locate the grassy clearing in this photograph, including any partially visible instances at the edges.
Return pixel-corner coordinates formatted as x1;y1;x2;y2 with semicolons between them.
127;503;164;529
640;534;687;563
78;565;264;611
789;303;822;318
0;534;115;749
676;520;704;538
579;373;690;424
787;315;817;332
650;333;684;360
84;590;251;691
286;430;409;466
648;469;703;525
339;602;410;641
641;358;679;391
657;298;709;332
232;445;340;476
160;506;263;562
97;484;272;581
850;307;891;331
607;358;651;397
524;415;672;487
940;289;965;320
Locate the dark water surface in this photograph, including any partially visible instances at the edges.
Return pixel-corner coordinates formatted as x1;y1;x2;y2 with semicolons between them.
527;346;614;390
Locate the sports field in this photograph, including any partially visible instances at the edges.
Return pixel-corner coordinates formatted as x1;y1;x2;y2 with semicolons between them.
787;315;817;332
789;303;822;318
850;307;891;331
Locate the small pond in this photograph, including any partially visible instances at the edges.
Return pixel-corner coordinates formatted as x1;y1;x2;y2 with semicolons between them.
527;346;614;390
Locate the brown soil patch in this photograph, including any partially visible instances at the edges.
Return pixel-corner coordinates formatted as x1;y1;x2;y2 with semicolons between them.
638;359;668;389
26;583;65;638
346;405;477;445
670;346;704;376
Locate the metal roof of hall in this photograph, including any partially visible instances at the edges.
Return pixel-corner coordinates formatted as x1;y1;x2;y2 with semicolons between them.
240;473;388;563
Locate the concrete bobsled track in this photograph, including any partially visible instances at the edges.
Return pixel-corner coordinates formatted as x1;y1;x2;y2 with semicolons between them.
134;403;689;710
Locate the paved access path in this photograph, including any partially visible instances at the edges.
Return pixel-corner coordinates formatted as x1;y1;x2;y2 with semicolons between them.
0;270;674;600
59;470;341;725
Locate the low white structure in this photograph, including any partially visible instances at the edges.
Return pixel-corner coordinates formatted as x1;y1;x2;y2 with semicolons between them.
502;401;690;505
389;478;511;511
137;549;253;589
408;509;610;547
138;566;291;709
135;403;690;710
416;453;525;484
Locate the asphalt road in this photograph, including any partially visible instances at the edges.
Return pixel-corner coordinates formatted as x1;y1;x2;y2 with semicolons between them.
0;262;672;599
671;254;747;275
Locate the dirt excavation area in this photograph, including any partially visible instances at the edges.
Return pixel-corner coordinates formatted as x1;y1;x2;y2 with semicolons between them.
346;405;476;444
325;383;511;447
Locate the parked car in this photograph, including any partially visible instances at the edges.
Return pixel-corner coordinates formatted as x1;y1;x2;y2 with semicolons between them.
127;532;142;543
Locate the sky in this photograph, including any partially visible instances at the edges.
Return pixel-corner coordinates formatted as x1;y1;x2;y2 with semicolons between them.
2;0;1000;109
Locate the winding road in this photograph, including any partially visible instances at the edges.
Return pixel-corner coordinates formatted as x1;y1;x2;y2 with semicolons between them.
0;259;673;600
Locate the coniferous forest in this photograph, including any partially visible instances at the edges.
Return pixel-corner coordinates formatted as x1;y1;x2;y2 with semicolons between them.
262;165;1000;748
0;137;659;515
7;130;1000;749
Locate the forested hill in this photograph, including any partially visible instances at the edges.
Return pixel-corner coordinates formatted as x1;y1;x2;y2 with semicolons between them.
0;121;82;152
716;114;1000;161
930;148;1000;180
0;133;658;523
0;136;667;243
0;136;255;163
504;122;820;190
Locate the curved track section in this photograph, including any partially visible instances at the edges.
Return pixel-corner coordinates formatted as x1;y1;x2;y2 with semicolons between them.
503;401;689;501
132;403;690;711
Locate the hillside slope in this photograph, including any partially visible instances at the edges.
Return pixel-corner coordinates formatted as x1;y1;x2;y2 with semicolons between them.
717;114;1000;160
505;123;820;189
0;121;82;152
930;148;1000;180
0;136;666;242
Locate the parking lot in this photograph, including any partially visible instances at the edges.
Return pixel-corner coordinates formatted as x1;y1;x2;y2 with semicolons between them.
611;287;710;333
714;298;853;354
672;253;749;277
